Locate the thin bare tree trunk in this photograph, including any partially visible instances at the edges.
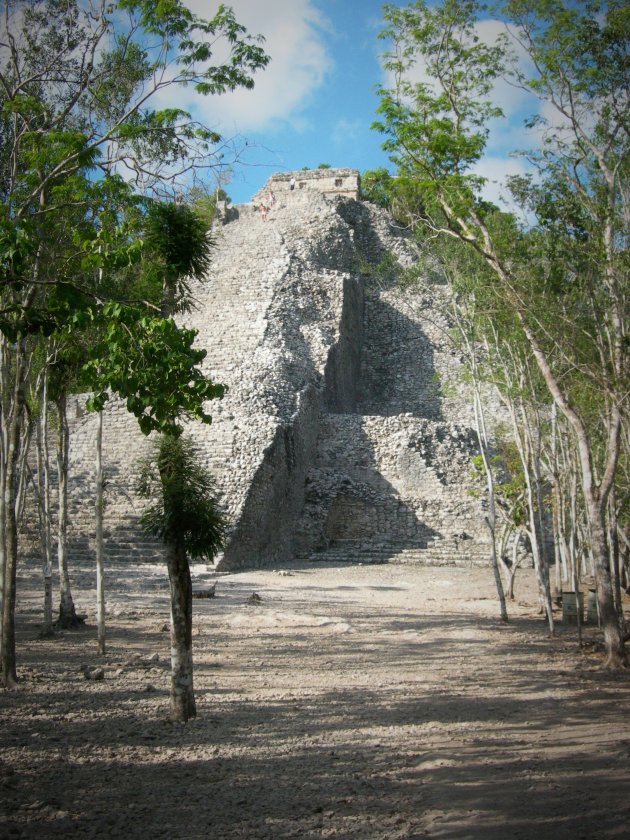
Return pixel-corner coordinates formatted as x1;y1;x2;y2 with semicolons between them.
95;255;107;655
531;417;553;619
507;534;521;600
587;494;625;667
1;337;26;687
497;523;515;597
569;515;583;647
15;411;33;532
0;335;8;658
55;392;78;629
607;490;622;625
509;399;554;634
549;405;563;595
473;388;508;623
36;373;54;637
618;522;630;593
552;496;564;594
95;409;106;654
449;304;508;621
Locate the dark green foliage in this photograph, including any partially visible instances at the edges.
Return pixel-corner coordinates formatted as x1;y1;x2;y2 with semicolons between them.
144;202;212;278
80;303;225;436
143;201;214;313
360;167;427;225
136;435;226;563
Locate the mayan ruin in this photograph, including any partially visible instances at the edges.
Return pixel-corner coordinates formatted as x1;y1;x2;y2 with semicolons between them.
4;4;629;836
54;168;501;573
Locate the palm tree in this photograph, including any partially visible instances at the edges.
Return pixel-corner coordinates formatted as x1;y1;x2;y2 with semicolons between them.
137;200;224;721
137;434;225;721
143;200;214;317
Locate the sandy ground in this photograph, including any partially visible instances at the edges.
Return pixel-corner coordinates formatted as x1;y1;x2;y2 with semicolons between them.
1;557;630;840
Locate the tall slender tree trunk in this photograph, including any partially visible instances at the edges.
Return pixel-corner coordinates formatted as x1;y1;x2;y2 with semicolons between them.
497;523;516;597
15;412;33;531
531;424;553;623
551;495;565;593
508;533;522;600
587;494;626;667
166;540;196;721
2;473;19;687
161;271;196;720
568;406;626;666
95;259;107;655
1;337;26;687
451;307;508;620
525;481;554;634
550;405;563;594
55;392;78;628
36;375;54;637
607;490;623;625
95;409;106;654
0;336;8;658
618;522;630;593
473;389;508;622
508;400;554;634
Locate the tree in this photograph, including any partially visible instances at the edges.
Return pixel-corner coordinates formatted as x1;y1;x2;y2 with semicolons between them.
49;361;81;629
360;167;426;224
0;0;269;686
374;0;629;665
136;435;225;721
361;168;395;209
130;198;225;722
412;233;555;620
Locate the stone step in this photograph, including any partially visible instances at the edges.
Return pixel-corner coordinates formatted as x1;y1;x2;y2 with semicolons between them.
306;541;490;568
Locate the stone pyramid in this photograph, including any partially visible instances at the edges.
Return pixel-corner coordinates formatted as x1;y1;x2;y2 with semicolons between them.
61;170;494;571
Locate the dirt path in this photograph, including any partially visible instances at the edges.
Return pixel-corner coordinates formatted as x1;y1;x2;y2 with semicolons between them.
2;560;629;839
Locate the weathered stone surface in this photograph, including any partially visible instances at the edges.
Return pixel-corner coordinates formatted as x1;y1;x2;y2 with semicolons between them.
252;167;360;202
47;169;501;571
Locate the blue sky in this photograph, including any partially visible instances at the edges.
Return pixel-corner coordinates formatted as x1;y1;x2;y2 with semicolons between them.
181;1;540;208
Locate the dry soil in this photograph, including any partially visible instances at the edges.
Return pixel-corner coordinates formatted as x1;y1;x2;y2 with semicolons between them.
1;558;629;840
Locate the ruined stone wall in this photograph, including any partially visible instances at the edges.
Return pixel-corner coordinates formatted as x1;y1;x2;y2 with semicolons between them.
53;176;501;572
252;168;360;202
292;199;494;565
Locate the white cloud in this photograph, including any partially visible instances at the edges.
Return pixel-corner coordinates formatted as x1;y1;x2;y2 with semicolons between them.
472;155;536;223
474;19;536;120
178;0;333;134
332;118;363;145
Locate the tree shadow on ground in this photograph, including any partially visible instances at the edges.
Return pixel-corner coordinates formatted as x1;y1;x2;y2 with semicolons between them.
4;600;630;840
2;678;629;840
